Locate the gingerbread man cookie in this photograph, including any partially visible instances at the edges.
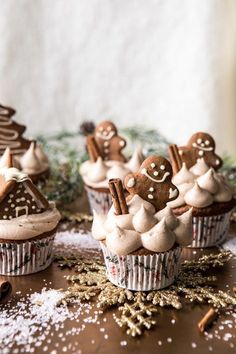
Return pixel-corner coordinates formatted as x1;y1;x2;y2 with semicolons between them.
94;121;126;162
169;132;222;173
124;155;179;211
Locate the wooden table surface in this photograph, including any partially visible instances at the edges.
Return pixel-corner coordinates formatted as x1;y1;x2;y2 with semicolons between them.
0;195;236;354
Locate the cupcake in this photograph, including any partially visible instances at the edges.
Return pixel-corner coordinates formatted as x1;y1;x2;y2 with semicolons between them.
0;103;50;183
80;121;144;214
91;155;193;291
0;165;61;276
168;132;235;248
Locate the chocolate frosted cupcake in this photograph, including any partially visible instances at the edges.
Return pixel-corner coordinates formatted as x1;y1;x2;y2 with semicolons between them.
168;133;235;248
91;156;193;291
80;121;144;214
0;166;61;275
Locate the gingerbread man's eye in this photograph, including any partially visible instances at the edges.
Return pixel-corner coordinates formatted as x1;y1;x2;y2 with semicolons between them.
205;140;210;146
160;165;165;170
197;138;202;144
107;126;112;132
99;127;104;132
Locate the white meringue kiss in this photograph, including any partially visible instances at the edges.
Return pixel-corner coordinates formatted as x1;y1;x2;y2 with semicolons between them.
155;206;179;230
106;225;141;256
184;183;213;208
172;163;195;185
174;208;193;246
132;204;157;233
104;212;134;232
125;147;145;172
91;210;107;240
88;157;109;183
197;168;219;194
127;195;156;215
189;158;209;176
141;218;175;252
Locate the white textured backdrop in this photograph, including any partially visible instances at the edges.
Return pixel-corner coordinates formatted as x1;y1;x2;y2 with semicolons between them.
0;0;236;155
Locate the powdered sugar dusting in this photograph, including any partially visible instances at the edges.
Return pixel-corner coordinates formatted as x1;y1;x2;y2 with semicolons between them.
54;231;100;254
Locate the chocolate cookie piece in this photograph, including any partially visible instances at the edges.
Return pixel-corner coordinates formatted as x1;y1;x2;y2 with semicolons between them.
94;121;126;162
169;132;222;173
0;103;32;155
124;155;179;211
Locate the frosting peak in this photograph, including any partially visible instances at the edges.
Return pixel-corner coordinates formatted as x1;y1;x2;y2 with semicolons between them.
88;157;109;183
184;182;213;208
20;142;47;175
127;194;156;215
125;147;145;172
172;163;195;185
189;158;209;176
197;168;219;194
132;204;156;233
155;206;179;230
106;225;141;256
141;218;175;252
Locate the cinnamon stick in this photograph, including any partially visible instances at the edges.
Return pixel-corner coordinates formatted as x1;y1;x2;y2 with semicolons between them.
198;308;218;332
168;144;182;174
109;178;128;215
86;135;101;162
0;279;12;303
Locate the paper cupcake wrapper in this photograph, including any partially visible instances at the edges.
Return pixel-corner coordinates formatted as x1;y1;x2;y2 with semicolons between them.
100;243;182;291
0;234;55;276
190;211;232;248
85;186;112;214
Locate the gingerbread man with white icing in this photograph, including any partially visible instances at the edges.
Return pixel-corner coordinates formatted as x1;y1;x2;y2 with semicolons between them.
94;121;126;162
124;155;179;211
169;132;223;173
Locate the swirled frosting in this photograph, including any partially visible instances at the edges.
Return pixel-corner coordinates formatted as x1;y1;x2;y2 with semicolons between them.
92;194;193;255
80;147;144;188
169;160;234;208
0;202;61;240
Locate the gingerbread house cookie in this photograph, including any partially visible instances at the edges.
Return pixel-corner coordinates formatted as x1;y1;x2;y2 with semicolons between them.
0;167;49;220
169;132;222;174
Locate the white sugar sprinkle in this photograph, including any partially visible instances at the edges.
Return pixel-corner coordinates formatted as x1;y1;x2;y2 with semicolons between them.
54;231;100;254
0;288;94;353
120;341;127;346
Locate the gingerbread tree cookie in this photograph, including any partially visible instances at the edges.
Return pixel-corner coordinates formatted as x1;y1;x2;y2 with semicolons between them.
0;103;32;155
124;155;179;211
0;167;49;220
94;121;126;162
169;132;223;174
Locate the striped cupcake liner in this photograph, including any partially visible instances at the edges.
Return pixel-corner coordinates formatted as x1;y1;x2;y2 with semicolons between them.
190;211;232;248
0;234;55;276
85;186;112;214
100;243;182;291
